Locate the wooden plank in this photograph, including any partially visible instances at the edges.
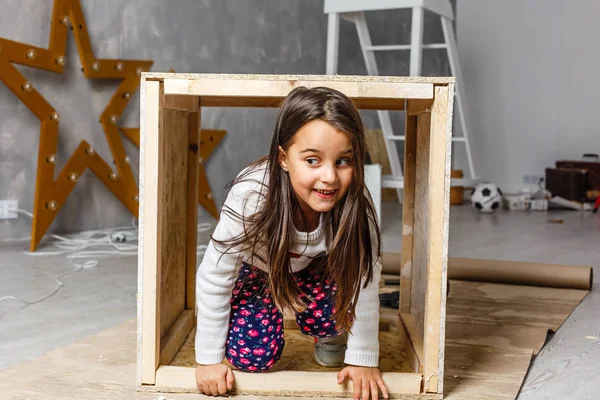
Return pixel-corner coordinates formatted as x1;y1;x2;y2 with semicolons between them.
160;310;195;366
399;312;423;375
164;94;199;112
147;72;455;85
138;79;161;385
422;85;453;394
186;108;200;310
407;99;433;116
154;366;423;396
191;95;405;110
159;100;191;340
400;107;418;313
164;77;433;101
410;109;431;343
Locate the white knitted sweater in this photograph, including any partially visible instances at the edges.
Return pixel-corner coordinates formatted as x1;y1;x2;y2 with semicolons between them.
195;165;381;367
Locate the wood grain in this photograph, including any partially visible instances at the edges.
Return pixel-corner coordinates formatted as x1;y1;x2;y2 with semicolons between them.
400;108;418;313
159;310;194;366
158;104;191;340
399;312;424;373
184;95;406;110
443;343;533;400
149;72;455;84
164;95;199;112
410;110;431;340
422;85;453;393
446;280;588;354
185;109;200;310
154;365;423;397
138;79;161;385
443;279;589;399
161;74;438;107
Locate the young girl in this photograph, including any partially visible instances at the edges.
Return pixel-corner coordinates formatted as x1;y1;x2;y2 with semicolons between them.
195;86;388;400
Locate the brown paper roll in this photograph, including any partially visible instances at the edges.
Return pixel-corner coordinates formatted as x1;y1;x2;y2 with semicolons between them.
448;257;593;290
381;253;593;290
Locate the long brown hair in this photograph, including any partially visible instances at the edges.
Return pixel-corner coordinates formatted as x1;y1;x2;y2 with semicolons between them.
213;86;381;331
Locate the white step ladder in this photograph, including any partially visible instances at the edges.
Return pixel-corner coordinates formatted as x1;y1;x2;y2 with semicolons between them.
325;0;478;197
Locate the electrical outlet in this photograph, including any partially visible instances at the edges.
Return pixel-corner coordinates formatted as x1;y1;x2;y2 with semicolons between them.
0;200;18;219
523;174;543;185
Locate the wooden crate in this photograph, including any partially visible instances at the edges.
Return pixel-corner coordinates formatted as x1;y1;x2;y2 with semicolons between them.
137;73;454;398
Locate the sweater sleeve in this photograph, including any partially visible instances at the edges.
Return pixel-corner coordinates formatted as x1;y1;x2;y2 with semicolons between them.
344;256;382;367
195;173;264;365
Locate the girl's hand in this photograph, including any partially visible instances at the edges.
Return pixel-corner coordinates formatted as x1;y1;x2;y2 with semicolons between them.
337;366;389;400
195;363;235;396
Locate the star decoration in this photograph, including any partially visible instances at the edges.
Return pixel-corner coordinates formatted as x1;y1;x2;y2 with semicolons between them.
122;128;225;220
0;0;224;251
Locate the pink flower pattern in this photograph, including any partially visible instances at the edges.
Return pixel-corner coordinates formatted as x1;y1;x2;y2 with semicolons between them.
225;260;340;373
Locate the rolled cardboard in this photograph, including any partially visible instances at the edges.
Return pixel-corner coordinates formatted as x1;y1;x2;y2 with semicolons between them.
381;253;593;290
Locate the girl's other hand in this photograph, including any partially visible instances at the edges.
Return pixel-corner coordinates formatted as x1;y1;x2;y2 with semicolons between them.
195;363;235;396
337;366;389;400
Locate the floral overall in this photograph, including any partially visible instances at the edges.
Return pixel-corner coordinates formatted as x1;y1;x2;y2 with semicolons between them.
225;257;339;372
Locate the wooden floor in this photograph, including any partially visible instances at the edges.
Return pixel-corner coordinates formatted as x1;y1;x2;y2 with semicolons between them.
1;204;599;399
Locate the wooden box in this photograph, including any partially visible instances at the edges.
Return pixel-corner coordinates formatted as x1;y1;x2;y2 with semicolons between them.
137;73;454;398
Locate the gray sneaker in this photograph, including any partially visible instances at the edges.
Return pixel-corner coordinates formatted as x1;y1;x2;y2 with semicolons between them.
314;332;348;367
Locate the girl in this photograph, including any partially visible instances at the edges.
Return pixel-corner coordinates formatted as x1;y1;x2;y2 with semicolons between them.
195;86;388;400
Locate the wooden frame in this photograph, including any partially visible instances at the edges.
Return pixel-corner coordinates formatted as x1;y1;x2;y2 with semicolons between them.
137;73;454;398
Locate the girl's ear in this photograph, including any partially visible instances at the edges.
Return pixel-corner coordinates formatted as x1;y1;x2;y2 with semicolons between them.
278;146;289;172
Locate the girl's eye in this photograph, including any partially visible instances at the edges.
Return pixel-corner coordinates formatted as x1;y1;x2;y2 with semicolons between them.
306;158;319;165
336;158;351;166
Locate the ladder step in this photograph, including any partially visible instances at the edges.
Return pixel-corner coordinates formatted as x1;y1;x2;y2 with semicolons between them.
382;175;404;189
386;136;467;142
364;43;447;51
386;135;405;141
422;43;447;50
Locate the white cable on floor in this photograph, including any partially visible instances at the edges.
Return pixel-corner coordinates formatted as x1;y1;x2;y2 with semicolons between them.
0;208;212;308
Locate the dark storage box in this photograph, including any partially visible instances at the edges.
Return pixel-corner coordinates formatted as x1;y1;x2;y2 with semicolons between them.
545;167;587;202
556;160;600;194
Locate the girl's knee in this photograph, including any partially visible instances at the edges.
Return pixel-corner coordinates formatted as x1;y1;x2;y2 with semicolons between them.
226;340;284;372
295;301;338;336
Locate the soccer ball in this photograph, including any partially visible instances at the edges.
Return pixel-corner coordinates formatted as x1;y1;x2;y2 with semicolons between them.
471;182;503;213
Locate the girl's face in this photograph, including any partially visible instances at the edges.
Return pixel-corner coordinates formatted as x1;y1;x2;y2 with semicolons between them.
278;119;354;226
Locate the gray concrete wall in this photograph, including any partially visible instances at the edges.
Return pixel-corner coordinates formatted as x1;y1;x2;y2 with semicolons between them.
0;0;451;240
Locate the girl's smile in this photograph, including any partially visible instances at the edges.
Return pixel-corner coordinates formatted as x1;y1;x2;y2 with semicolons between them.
313;189;337;199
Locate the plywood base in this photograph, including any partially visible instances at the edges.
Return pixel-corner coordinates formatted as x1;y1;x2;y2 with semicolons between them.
443;343;533;400
149;273;589;398
161;323;419;397
445;280;588;356
441;279;589;400
0;274;588;400
171;326;413;373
